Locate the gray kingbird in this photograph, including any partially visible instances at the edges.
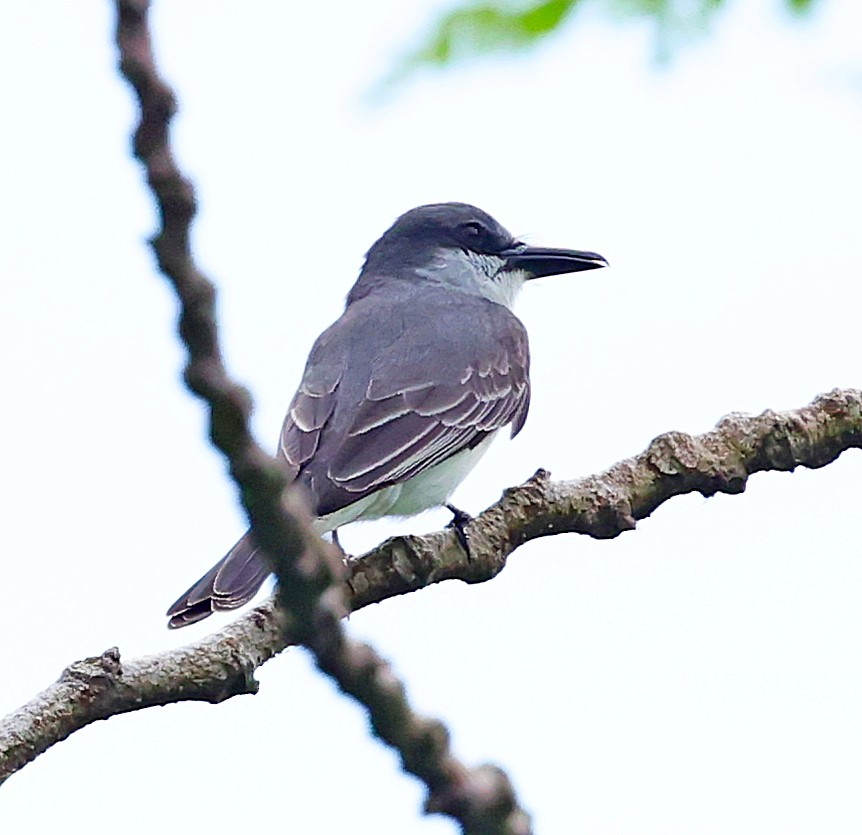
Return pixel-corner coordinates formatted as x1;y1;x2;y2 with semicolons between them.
167;202;607;627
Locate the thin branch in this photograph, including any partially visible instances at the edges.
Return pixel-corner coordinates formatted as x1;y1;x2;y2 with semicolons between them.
114;0;305;576
99;2;533;832
3;388;860;790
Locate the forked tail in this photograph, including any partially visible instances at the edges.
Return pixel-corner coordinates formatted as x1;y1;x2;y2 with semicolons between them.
166;530;270;628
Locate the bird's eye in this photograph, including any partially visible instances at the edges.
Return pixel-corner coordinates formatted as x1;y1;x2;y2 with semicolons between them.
462;221;484;239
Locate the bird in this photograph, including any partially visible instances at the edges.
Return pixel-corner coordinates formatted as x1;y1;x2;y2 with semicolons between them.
167;202;607;628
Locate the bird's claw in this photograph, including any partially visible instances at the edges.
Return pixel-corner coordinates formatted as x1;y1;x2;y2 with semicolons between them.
445;503;473;558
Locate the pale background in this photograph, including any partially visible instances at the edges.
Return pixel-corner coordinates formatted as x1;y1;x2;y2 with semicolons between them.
1;1;861;832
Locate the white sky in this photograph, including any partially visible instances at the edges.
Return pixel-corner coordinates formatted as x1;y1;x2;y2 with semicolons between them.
1;1;861;832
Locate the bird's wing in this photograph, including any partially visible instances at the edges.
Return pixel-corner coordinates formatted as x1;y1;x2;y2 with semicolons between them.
278;292;531;517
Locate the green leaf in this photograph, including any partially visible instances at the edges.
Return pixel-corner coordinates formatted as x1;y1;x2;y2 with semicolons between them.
379;0;820;93
785;0;815;13
409;0;579;68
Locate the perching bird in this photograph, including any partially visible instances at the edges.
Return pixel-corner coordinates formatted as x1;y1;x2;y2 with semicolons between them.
167;202;607;627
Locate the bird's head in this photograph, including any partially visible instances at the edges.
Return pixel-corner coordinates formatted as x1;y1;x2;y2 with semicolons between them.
355;202;607;309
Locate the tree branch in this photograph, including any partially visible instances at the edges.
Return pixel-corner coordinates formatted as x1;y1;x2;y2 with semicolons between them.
3;388;859;789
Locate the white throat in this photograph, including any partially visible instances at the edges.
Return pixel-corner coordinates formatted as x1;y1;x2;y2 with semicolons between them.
462;251;528;309
476;267;528;309
415;248;528;310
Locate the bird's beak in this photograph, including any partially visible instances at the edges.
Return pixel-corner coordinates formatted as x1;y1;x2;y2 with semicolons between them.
501;244;608;279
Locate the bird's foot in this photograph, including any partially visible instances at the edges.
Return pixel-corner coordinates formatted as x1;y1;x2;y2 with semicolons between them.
331;529;357;615
445;503;473;557
330;528;350;559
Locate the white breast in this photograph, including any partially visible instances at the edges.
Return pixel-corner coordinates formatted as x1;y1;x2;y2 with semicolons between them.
314;433;499;533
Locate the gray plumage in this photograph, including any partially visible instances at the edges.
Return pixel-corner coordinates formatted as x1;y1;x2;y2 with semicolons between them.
167;203;606;628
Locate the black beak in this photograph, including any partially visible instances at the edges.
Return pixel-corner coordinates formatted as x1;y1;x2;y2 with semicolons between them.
502;244;608;279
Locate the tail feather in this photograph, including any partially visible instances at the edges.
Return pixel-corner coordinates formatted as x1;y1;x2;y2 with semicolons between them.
167;530;270;629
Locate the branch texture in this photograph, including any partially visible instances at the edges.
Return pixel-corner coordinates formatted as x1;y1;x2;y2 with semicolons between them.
3;388;859;790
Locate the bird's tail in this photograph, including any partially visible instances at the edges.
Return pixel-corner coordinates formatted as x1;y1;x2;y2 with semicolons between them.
166;530;270;629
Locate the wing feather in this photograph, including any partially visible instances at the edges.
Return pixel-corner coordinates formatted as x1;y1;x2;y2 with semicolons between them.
334;414;440;481
277;288;532;518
